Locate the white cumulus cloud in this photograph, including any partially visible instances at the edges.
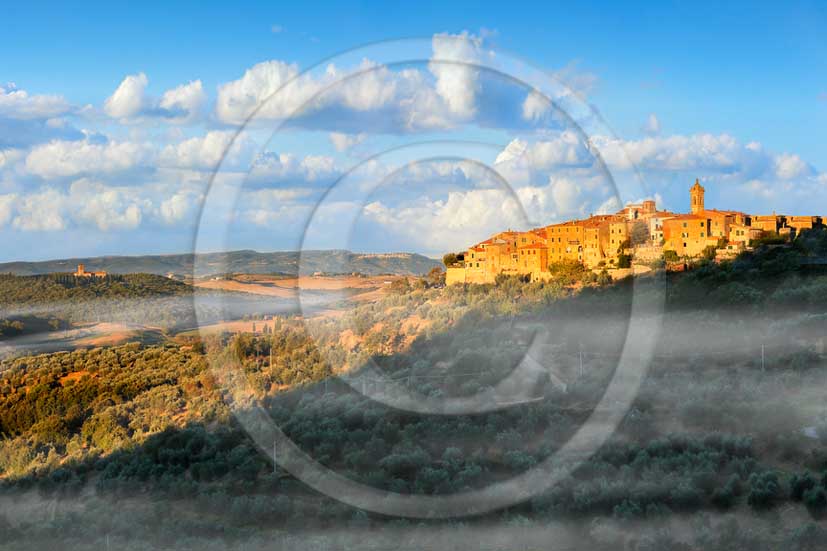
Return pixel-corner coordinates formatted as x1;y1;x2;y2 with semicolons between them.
0;84;70;120
214;34;493;131
104;73;207;123
160;130;253;170
159;191;199;225
159;80;207;123
25;138;154;179
495;133;592;171
104;73;149;119
522;90;551;122
12;188;67;231
216;60;321;124
363;188;526;252
429;32;484;119
248;151;338;184
70;179;145;231
774;153;812;180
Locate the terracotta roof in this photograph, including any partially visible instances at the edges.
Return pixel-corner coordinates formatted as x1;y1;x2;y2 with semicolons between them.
545;215;620;229
545;219;585;228
702;209;746;217
586;214;618;222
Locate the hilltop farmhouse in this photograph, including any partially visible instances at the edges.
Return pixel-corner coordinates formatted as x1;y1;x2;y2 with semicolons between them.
446;180;823;284
74;263;108;278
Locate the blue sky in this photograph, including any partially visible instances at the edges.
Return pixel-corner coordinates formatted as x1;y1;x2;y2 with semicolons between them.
1;1;827;260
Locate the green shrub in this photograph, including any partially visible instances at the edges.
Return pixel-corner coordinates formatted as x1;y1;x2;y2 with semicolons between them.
790;472;817;501
617;254;632;269
747;471;781;509
803;486;827;511
547;260;590;284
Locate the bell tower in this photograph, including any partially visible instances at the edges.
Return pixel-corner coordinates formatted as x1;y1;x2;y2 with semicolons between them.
690;179;705;214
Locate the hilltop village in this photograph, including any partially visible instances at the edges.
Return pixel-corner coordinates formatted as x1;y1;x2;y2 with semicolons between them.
446;180;823;284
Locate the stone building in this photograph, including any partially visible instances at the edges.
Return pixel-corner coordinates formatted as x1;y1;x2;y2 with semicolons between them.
752;214;786;233
787;215;823;233
619;199;657;220
518;243;549;274
662;214;714;258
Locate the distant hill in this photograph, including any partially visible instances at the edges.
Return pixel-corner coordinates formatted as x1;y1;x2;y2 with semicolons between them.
0;250;443;277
